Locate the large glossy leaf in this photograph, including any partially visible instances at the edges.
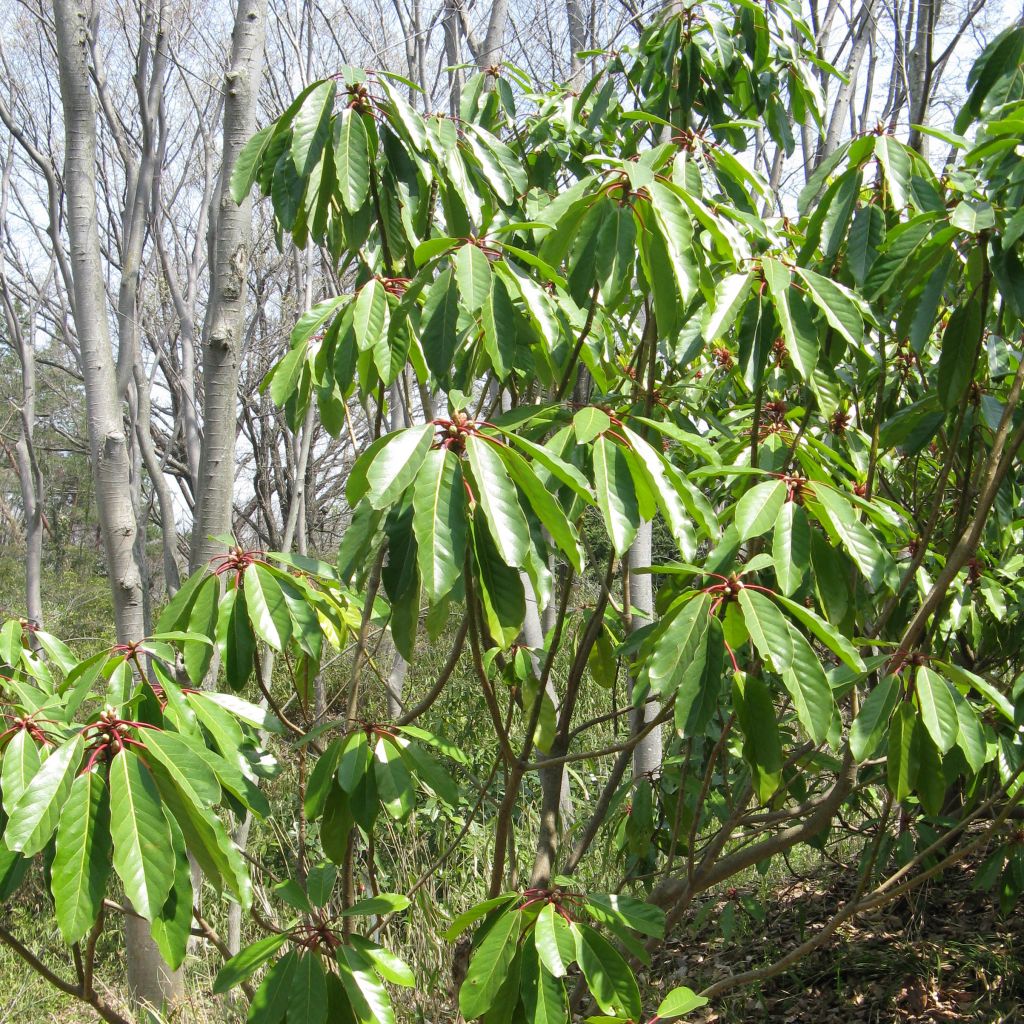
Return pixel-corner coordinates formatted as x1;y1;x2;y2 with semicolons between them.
5;734;82;856
459;908;522;1019
658;987;709;1018
420;268;462;379
455;242;492;313
144;728;222;810
850;675;901;762
292;80;336;176
887;702;918;802
413;448;467;602
214;933;290;994
592;436;640;556
573;922;641;1020
737;588;793;674
466;435;530;568
773;594;865;671
500;443;583;572
782;624;836;744
733;672;783;803
734;479;786;542
646;594;711;696
772;500;810;596
812;487;893;591
244;563;293;651
247;949;298;1024
51;770;111;943
794;266;865;348
534;903;575;978
352;424;435;510
441;893;518;941
289;951;329;1024
520;936;566;1024
584;893;665;938
349;935;415;986
915;666;960;753
334;108;370;213
1;729;40;818
337;944;396;1024
108;750;175;921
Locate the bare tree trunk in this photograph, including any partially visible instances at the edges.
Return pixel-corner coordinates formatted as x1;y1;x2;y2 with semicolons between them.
52;0;184;1008
566;0;588;85
190;0;269;573
627;523;661;778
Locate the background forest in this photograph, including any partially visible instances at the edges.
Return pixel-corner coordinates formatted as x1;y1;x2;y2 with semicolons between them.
1;0;1023;1021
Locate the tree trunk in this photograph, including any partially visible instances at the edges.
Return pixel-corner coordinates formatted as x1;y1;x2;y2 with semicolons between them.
52;0;184;1008
190;0;269;573
627;522;662;778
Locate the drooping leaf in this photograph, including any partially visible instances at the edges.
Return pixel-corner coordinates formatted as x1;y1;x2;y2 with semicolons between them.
459;908;523;1019
51;770;112;943
108;749;175;922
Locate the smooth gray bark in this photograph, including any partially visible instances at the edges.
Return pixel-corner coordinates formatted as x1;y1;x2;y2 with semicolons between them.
190;0;269;573
52;0;184;1007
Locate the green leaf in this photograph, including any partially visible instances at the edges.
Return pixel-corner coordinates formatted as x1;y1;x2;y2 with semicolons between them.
349;935;415;986
584;893;664;939
521;936;567;1024
534;903;575;977
781;624;836;744
1;729;40;817
887;702;918;802
373;736;415;821
289;951;329;1024
734;480;786;542
466;435;530;568
573;407;611;444
247;950;298;1024
351;424;435;510
413;448;467;603
593;436;639;556
772;500;810;596
733;672;783;803
793;266;864;348
737;588;793;674
646;595;711;697
231;124;274;204
244;563;293;651
874;135;912;209
5;734;82;856
108;749;175;921
143;728;223;810
51;770;112;943
292;80;336;176
337;944;396;1024
763;259;817;379
353;280;389;354
850;675;901;762
482;273;517;377
339;892;411;917
334;108;371;213
500;444;583;572
442;893;518;941
213;933;289;994
455;243;493;313
915;666;959;754
937;298;982;410
811;487;892;591
773;594;865;671
151;816;193;971
420;268;462;379
657;986;709;1018
573;922;641;1020
459;908;522;1019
